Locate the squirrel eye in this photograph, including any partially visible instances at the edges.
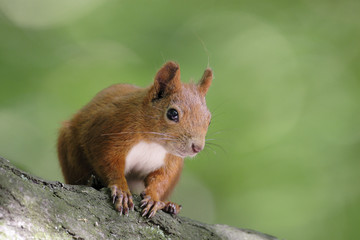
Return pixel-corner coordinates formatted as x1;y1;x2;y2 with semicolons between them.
167;108;179;122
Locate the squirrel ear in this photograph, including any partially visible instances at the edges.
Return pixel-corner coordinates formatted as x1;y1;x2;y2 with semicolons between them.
151;61;181;100
198;68;213;96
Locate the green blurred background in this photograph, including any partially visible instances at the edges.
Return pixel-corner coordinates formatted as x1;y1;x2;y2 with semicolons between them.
1;0;360;239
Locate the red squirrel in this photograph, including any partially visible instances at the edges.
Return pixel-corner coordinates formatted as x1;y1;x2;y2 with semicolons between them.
57;61;213;218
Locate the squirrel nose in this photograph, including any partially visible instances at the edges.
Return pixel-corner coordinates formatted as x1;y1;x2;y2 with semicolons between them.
191;143;203;153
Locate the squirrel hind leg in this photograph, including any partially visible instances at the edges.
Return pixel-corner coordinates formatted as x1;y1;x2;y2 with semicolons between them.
57;124;93;185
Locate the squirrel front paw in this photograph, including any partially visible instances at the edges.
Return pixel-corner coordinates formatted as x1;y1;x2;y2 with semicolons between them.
140;194;182;218
140;195;165;218
163;202;182;215
110;185;134;216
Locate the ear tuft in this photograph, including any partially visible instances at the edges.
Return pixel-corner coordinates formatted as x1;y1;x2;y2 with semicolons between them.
152;61;181;100
155;61;180;84
198;68;213;96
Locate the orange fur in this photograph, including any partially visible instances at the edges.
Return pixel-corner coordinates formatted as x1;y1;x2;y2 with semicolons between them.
57;61;213;217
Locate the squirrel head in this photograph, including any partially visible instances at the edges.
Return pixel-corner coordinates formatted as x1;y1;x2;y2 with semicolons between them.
144;61;213;158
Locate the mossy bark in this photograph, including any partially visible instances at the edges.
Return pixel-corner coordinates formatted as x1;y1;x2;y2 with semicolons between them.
0;156;278;240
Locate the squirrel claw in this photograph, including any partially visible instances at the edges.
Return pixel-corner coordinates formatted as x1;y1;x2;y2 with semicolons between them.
140;195;151;208
140;195;166;218
163;202;182;215
128;195;134;211
141;198;154;217
149;201;166;218
110;185;133;216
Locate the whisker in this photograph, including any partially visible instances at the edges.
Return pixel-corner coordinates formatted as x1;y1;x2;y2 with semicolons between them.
101;131;176;138
206;131;223;137
152;106;164;111
210;101;227;115
112;140;140;144
156;138;177;141
205;138;216;142
206;142;227;154
204;145;217;155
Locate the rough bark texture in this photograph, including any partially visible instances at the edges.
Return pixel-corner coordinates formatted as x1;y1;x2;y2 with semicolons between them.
0;156;278;240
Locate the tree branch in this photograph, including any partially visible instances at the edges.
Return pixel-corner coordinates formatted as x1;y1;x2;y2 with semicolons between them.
0;156;278;240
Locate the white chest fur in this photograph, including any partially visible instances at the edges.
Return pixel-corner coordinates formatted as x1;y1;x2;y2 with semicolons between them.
125;141;167;177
